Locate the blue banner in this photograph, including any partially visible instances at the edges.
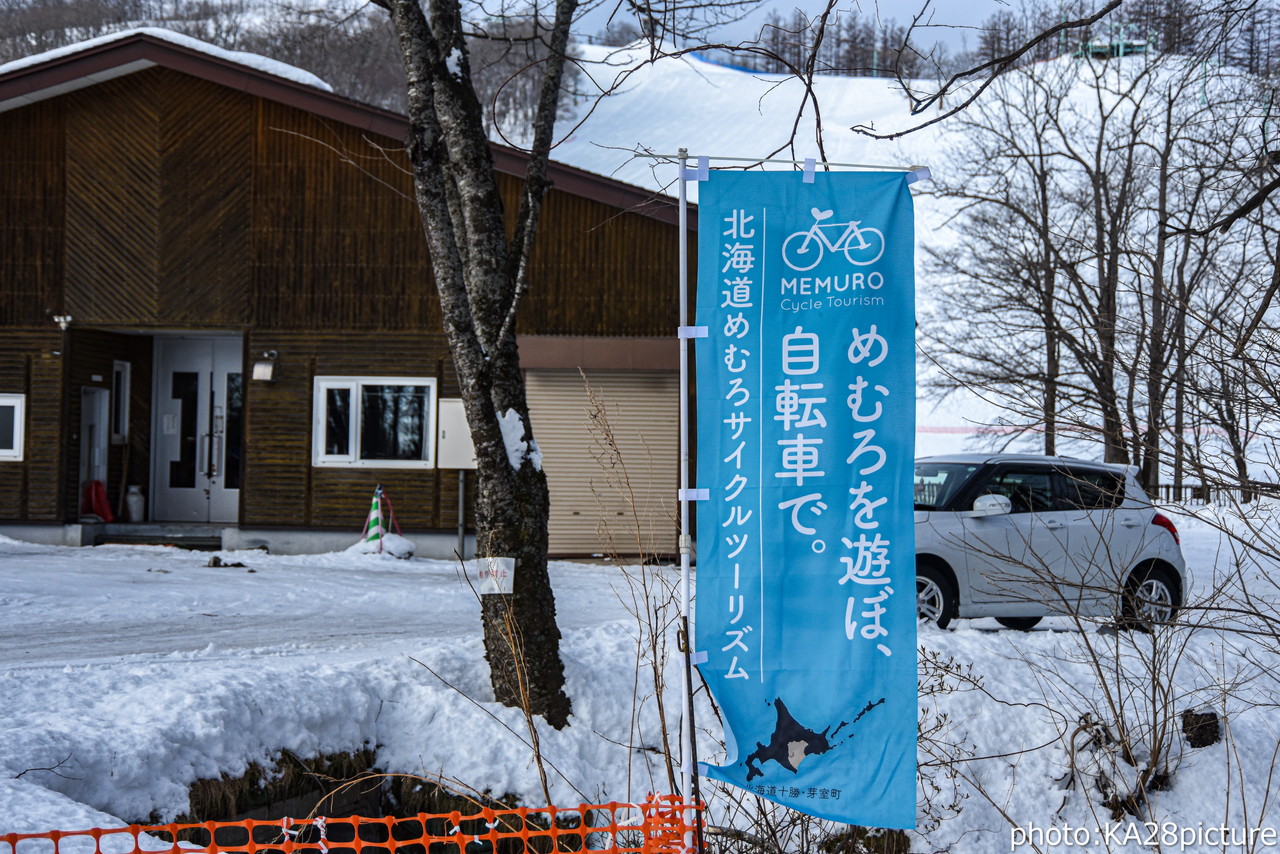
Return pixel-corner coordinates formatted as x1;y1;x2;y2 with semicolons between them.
694;170;917;828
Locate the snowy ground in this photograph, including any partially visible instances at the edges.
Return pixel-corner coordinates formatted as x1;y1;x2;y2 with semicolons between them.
4;504;1280;852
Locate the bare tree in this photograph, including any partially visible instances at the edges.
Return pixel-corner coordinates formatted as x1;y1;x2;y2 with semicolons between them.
364;0;581;729
362;0;1144;731
925;21;1272;499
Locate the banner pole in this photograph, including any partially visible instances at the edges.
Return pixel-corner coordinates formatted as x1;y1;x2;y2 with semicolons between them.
676;147;698;849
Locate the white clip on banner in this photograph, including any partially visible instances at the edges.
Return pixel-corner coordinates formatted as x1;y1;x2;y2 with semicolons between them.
803;157;817;183
906;165;932;185
679;325;709;339
689;649;708;665
683;155;709;182
679;489;710;501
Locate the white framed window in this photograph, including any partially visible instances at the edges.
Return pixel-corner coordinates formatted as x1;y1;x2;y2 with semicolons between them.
312;377;437;468
111;360;131;444
0;393;25;461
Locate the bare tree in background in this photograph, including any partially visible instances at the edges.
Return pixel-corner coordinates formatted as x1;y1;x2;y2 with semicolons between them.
467;14;581;143
924;4;1275;501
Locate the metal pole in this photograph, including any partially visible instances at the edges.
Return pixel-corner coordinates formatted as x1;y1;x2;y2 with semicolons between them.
638;152;915;171
676;146;697;849
457;470;467;559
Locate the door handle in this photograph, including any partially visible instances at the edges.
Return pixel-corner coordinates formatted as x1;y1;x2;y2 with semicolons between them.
1120;517;1140;527
210;434;221;478
1043;520;1065;529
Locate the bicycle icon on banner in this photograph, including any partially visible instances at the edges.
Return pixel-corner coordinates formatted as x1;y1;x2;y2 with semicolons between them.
781;207;885;271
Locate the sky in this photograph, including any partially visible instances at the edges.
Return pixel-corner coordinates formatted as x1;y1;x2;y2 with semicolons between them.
576;0;1022;54
725;0;1016;50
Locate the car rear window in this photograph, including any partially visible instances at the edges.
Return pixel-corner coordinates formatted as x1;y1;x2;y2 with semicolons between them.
1056;469;1126;509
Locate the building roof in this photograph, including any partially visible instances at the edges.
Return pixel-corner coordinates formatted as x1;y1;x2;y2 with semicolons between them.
0;28;685;226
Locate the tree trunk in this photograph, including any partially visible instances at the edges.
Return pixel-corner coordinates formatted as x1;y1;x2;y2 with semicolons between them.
382;0;571;729
1043;266;1059;456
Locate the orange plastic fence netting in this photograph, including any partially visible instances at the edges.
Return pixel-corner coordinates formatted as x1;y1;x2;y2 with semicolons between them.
2;798;701;854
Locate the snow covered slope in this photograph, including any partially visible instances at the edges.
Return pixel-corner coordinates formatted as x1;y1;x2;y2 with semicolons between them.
552;44;932;195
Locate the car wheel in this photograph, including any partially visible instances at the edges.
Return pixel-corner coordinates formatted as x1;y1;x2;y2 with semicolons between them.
1121;565;1180;630
996;616;1042;631
917;563;958;629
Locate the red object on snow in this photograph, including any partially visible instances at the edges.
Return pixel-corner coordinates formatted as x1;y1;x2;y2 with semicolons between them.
80;480;115;522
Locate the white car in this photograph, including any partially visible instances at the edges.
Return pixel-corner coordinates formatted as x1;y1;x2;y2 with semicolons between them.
913;454;1187;629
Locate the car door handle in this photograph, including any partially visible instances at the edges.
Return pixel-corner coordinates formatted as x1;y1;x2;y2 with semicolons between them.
1043;520;1065;529
1119;517;1140;527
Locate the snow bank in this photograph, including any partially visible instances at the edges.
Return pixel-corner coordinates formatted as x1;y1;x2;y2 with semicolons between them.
3;514;1280;852
347;531;416;558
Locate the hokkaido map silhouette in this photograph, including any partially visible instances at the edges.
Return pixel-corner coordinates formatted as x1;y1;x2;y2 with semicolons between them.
744;696;885;782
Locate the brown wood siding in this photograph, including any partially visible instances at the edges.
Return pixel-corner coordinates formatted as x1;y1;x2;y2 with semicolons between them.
516;184;682;338
0;331;63;520
250;101;437;332
60;330;152;520
5;62;687;341
64;74;161;324
241;330;462;530
248;112;681;338
63;69;253;328
0;101;64;326
1;59;692;535
158;70;251;326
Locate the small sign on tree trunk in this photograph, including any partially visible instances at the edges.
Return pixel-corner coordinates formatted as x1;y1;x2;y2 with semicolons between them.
476;556;515;595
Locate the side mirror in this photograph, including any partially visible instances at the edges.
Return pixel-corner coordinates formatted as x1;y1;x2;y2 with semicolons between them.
972;494;1012;516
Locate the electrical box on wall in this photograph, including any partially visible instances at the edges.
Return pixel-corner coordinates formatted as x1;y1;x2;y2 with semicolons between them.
436;398;477;470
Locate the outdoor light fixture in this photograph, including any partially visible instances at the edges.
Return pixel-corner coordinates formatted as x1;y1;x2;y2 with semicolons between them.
252;350;278;382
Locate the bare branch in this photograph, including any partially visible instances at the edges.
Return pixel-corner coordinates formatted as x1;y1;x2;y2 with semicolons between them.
13;754;78;780
1167;173;1280;238
852;0;1122;141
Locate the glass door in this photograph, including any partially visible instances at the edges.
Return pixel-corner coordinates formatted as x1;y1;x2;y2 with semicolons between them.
151;337;243;523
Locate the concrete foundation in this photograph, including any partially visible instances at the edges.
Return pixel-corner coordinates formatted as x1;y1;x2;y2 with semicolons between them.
0;523;475;559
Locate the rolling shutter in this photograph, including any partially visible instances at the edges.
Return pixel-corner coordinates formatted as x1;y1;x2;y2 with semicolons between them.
526;370;679;557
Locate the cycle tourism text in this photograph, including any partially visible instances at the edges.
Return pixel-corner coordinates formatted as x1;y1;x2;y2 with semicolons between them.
781;295;885;312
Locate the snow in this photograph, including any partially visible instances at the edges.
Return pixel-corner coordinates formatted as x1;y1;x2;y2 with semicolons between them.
554;44;934;200
497;408;542;471
0;27;333;93
4;508;1280;851
446;46;464;79
0;536;679;833
347;531;416;558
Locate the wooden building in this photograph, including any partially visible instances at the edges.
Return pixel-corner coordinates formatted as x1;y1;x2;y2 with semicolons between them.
0;29;687;557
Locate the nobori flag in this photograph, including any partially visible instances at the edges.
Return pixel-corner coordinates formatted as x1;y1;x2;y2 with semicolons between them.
694;170;917;829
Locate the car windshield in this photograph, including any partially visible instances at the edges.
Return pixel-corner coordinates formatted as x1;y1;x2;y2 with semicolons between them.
914;462;981;510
